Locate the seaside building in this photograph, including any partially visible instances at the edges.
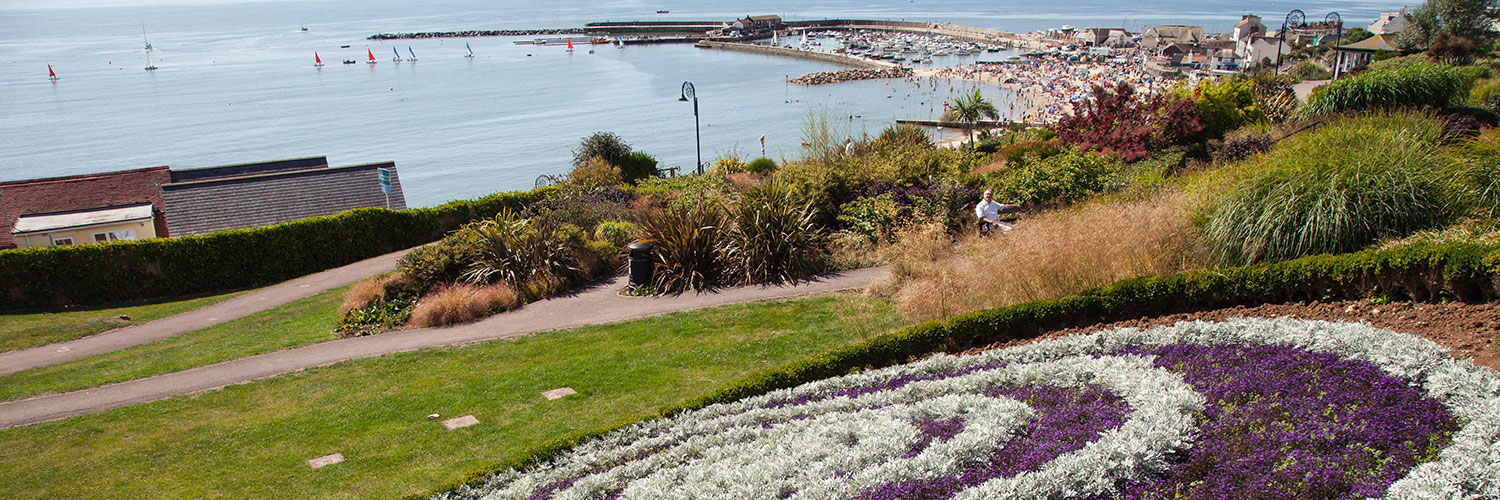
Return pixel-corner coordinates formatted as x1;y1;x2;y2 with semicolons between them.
1239;35;1294;67
0;157;406;249
1332;34;1405;78
1081;28;1132;47
1369;8;1413;35
1233;15;1266;43
159;157;406;237
0;167;171;249
1141;25;1205;51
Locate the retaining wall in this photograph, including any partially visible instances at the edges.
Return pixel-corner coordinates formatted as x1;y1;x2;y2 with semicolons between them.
699;41;895;69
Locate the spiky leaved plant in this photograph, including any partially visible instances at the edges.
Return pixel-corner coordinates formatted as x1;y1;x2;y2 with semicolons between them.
639;204;726;292
722;182;827;285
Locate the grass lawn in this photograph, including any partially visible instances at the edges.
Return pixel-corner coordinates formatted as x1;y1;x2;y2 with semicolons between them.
0;290;246;354
0;286;349;403
0;294;904;500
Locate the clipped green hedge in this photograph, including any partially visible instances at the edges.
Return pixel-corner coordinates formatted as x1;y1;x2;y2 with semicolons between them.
0;188;554;310
417;239;1500;499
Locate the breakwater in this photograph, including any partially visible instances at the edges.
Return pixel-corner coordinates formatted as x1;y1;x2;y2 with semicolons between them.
370;28;583;40
700;41;895;69
790;67;914;85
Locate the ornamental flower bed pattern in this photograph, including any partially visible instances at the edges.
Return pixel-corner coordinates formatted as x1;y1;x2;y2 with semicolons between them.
438;318;1500;500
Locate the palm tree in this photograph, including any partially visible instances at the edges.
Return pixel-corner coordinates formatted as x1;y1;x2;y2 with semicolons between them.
941;88;1000;149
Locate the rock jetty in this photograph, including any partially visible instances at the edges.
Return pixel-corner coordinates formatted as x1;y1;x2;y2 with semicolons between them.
369;29;585;40
789;67;914;85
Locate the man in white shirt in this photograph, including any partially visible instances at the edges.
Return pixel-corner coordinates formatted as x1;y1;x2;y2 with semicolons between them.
974;189;1014;235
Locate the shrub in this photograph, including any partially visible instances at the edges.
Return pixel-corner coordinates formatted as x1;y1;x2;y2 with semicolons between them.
1253;74;1300;123
525;186;638;233
1469;78;1500;112
984;148;1118;205
1201;112;1466;265
407;282;520;328
617;152;660;184
1183;76;1263;139
722;182;827;284
745;157;778;174
341;273;403;314
709;154;750;175
873;124;934;150
639;204;727;292
572;132;631;168
567;155;623;189
1428;32;1479;65
836;193;901;244
1212;135;1274;164
1288;61;1332;81
632;174;736;212
1056;83;1201;162
461;210;584;293
1457;128;1500;217
1303;63;1479;115
593;220;638;248
335;294;417;337
398;229;484;294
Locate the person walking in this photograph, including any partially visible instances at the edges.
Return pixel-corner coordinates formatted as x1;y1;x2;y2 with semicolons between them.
974;189;1014;235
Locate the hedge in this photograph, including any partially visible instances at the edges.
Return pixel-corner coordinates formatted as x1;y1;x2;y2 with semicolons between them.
0;188;554;311
418;239;1500;499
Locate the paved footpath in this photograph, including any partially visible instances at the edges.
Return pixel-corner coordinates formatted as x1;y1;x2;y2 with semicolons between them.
0;248;417;377
0;267;884;429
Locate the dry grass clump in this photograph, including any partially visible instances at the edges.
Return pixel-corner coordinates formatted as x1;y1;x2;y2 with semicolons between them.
871;189;1207;321
408;282;521;328
340;273;404;315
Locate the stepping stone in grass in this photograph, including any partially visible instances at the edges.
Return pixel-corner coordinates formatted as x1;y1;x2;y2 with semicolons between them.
307;453;344;469
542;387;577;400
442;414;480;430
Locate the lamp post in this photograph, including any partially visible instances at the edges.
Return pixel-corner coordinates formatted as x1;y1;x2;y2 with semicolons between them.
679;81;702;175
1276;10;1305;74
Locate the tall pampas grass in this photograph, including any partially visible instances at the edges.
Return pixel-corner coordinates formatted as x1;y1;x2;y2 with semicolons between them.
872;189;1206;321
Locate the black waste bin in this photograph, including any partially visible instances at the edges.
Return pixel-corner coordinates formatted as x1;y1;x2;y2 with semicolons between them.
627;241;654;288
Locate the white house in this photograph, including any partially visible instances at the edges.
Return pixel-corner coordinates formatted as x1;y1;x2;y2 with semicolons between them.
1233;15;1266;43
1241;35;1294;67
1369;8;1412;35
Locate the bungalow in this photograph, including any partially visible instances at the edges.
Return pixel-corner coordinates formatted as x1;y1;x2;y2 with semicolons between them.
730;15;781;33
1081;28;1132;47
1239;35;1293;67
1332;34;1406;78
1142;25;1204;51
1211;49;1244;71
0;166;170;249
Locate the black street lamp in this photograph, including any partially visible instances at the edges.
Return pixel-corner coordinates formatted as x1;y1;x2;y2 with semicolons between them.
679;81;702;175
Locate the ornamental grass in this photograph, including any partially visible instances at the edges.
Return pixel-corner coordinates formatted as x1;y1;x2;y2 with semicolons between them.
407;282;520;328
873;189;1204;321
1303;63;1480;115
1200;112;1466;265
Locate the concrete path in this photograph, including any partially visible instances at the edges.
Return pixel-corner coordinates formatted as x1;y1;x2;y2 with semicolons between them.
0;267;884;429
0;248;417;377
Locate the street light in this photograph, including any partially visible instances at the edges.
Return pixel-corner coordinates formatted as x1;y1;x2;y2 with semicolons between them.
679;81;702;175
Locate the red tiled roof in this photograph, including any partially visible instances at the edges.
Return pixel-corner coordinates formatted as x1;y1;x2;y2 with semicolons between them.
0;166;171;248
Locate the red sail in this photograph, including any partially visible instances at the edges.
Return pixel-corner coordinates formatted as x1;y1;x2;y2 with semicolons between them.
368;49;375;61
48;64;56;77
567;38;573;50
315;52;322;63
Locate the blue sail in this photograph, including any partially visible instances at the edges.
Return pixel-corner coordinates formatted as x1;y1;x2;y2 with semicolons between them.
393;47;401;60
466;42;473;56
408;46;416;59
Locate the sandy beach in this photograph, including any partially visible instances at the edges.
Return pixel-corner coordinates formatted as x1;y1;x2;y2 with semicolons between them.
915;49;1160;125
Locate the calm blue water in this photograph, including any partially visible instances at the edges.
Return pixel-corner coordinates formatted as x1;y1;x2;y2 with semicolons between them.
2;0;1395;207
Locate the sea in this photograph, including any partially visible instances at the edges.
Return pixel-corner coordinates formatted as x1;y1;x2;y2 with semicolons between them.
1;0;1395;207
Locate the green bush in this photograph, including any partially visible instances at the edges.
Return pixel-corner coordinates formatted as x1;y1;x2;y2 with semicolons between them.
593;220;638;248
1201;112;1466;265
461;210;587;294
639;204;727;292
1304;63;1481;115
1469;78;1500;112
0;189;549;310
1182;76;1264;139
836;193;900;244
618;152;660;184
984;148;1118;205
745;157;778;174
420;239;1500;500
722;182;827;284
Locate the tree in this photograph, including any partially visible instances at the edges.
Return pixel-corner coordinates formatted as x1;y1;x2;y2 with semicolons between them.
941;88;999;149
1344;27;1375;44
572;132;632;168
1397;0;1499;50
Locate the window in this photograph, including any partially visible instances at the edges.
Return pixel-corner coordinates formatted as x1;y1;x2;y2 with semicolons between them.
52;238;73;246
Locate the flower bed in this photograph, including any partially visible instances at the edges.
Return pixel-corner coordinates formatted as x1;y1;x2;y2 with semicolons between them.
438;318;1500;500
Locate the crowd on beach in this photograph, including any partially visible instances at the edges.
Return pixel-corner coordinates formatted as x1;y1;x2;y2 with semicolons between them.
920;51;1159;124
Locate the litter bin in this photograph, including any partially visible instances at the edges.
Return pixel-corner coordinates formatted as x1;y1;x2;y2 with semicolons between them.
627;241;654;288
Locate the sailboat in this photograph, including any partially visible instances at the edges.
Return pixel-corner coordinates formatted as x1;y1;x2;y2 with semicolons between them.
314;52;324;67
48;64;59;81
465;42;475;58
392;46;402;62
367;48;377;65
566;38;574;53
616;36;625;48
407;46;417;62
142;24;158;70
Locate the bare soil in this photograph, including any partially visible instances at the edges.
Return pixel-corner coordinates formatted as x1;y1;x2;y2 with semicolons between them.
966;299;1500;370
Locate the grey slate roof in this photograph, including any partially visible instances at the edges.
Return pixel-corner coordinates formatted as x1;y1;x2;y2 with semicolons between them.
160;162;406;236
169;156;328;183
